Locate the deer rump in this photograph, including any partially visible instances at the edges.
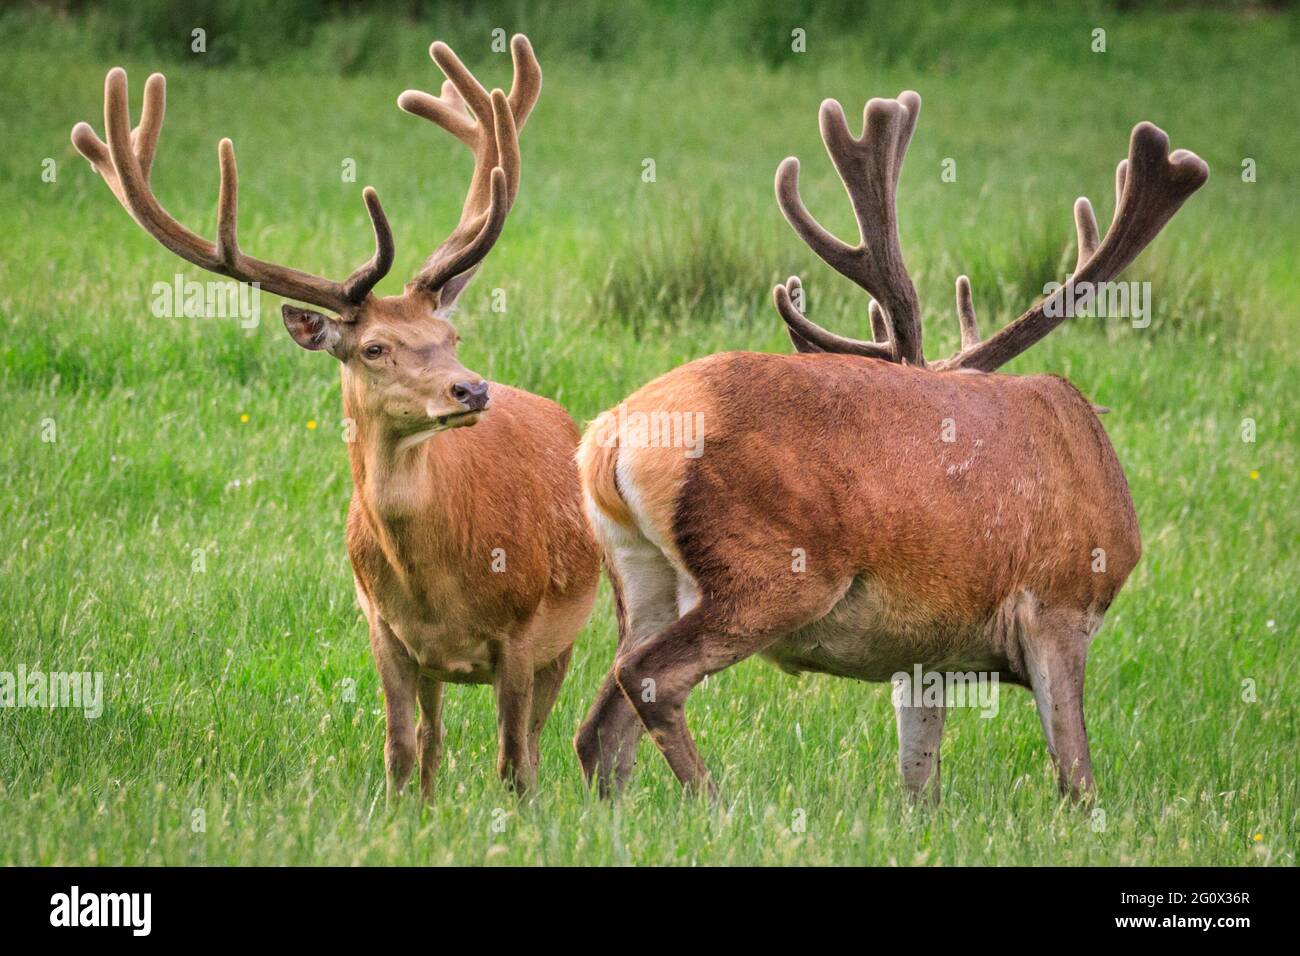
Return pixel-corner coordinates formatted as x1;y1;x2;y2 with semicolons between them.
590;349;1141;685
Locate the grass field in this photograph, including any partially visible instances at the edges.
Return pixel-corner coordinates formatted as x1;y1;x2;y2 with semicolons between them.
0;2;1296;865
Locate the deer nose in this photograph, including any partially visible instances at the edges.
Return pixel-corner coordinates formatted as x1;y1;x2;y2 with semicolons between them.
450;379;490;412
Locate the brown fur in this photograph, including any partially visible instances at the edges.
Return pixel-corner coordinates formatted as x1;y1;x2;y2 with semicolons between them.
577;351;1139;799
347;380;598;684
347;358;599;799
663;352;1138;636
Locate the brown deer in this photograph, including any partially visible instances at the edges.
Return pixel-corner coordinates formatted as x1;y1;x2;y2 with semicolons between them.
574;90;1206;802
71;35;599;798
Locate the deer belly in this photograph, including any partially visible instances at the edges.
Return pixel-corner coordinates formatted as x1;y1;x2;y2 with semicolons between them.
387;616;496;684
760;577;1009;682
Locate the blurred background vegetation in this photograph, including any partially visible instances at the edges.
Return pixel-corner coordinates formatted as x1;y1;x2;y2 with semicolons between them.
7;0;1298;347
8;0;1298;72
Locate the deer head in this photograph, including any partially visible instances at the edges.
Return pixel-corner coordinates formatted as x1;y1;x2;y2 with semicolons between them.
772;92;1208;371
71;36;542;440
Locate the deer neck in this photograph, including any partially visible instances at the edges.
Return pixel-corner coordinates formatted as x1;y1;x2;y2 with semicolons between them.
341;373;466;556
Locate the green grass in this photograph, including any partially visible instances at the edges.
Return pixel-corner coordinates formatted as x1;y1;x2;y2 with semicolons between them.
1;2;1297;865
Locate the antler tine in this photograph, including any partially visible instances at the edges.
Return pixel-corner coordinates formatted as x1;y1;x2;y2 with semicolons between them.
507;33;542;131
410;91;516;295
774;91;926;366
420;164;512;294
401;37;539;303
431;40;493;124
776;157;856;269
954;275;980;349
773;278;894;360
774;166;895;359
1073;197;1100;273
215;137;238;264
133;72;165;180
869;300;891;343
936;122;1208;372
73;67;392;316
342;187;397;303
777;277;821;353
73;71;166;192
1115;159;1129;221
71;121;120;204
397;83;477;146
886;91;921;191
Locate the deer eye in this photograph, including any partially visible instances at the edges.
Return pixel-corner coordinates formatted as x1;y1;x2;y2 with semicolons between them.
362;343;385;359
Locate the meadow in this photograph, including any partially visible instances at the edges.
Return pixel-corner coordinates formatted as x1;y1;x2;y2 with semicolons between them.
0;1;1296;865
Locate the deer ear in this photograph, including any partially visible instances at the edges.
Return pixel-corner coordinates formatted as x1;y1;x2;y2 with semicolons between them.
282;304;341;352
432;268;478;312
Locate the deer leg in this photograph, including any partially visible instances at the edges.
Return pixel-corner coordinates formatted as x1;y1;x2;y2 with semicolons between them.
1021;607;1096;801
370;618;419;801
494;640;536;795
892;673;947;805
416;673;444;802
528;648;572;770
575;538;679;795
576;671;644;796
613;600;796;797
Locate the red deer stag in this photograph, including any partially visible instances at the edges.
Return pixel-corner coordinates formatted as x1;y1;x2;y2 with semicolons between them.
72;36;598;798
575;90;1206;801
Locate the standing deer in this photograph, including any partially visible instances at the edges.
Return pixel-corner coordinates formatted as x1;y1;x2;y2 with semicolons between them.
575;90;1206;801
71;35;599;798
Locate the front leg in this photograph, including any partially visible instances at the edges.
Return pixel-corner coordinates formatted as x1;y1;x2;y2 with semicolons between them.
369;617;420;801
892;672;947;805
528;648;572;770
417;673;444;802
575;671;643;797
1021;609;1096;801
494;640;536;794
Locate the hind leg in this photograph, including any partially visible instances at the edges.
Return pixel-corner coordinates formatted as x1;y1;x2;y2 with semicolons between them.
575;530;679;795
1021;606;1097;800
613;587;839;796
